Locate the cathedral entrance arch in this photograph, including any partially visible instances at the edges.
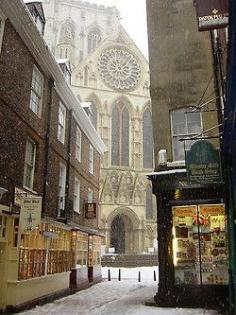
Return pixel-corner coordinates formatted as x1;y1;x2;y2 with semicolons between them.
108;207;140;254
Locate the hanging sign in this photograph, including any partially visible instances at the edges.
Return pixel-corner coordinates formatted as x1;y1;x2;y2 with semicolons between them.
84;202;97;219
19;196;42;233
186;140;222;184
193;0;229;31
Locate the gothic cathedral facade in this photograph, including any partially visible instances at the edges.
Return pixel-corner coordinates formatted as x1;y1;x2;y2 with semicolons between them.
42;0;156;254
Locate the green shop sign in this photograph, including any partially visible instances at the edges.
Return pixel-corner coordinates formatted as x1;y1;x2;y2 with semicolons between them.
186;140;222;184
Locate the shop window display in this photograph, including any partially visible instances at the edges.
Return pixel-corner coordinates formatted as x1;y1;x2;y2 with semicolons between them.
88;235;101;266
18;223;72;280
71;230;89;268
172;204;228;286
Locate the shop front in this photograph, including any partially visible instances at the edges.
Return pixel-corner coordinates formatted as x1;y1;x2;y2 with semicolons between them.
70;225;103;290
148;169;229;309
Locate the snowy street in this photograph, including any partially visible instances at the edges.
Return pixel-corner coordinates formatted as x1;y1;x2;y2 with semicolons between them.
20;267;221;315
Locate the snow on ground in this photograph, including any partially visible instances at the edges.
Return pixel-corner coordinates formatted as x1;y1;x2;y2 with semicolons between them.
20;267;220;315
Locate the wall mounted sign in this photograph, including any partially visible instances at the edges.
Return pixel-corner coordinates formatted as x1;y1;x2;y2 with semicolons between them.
186;140;222;184
19;196;42;233
84;202;97;219
193;0;229;31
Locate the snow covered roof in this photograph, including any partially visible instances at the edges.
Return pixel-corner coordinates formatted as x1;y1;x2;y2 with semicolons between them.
147;169;187;177
57;58;70;64
23;0;42;3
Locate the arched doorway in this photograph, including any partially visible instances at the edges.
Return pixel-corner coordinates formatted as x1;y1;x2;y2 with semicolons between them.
110;215;125;253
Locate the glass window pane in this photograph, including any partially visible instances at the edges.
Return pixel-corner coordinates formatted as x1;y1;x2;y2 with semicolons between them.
172;108;187;135
173;136;185;161
187;112;202;134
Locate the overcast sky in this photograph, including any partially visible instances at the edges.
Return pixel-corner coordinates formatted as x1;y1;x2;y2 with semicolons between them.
86;0;149;58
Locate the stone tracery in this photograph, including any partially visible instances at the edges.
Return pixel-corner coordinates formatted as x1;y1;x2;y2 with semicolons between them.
98;47;141;91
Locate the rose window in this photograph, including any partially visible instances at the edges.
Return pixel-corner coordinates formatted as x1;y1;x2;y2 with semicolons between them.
98;48;141;91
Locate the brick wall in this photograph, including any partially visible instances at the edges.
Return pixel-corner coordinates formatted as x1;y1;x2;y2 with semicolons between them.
0;20;101;229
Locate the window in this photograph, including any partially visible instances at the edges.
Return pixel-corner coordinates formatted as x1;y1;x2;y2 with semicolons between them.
146;185;153;220
88;145;94;174
87;29;101;54
111;104;129;166
73;177;81;214
143;108;154;168
57;103;66;144
0;10;6;54
88;188;93;203
23;138;36;190
58;163;66;216
171;108;202;161
75;126;82;162
30;65;44;117
172;204;228;285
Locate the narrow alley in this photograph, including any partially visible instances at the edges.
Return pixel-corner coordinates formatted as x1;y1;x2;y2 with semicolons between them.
20;268;220;315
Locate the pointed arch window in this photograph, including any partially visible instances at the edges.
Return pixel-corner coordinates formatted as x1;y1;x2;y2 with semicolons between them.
146;185;153;220
111;104;129;166
143;108;153;168
87;29;101;54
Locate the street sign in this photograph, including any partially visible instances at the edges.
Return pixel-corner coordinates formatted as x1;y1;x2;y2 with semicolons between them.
193;0;229;31
186;140;222;184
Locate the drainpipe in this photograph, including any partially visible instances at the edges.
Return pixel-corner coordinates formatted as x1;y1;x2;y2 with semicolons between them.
210;30;223;138
42;78;55;217
65;109;73;220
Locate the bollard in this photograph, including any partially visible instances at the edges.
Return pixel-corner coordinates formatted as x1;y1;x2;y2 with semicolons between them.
118;268;121;281
154;270;156;281
138;271;141;282
108;269;111;281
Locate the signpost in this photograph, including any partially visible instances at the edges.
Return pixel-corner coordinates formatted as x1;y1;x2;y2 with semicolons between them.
193;0;229;31
186;140;222;184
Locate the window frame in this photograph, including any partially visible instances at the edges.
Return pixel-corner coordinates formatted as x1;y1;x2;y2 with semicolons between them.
73;176;81;214
23;138;36;190
88;144;94;174
57;102;66;144
170;108;203;162
29;65;44;117
0;9;6;55
75;126;82;162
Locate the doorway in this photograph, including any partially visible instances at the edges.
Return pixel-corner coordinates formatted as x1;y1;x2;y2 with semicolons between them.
110;215;125;254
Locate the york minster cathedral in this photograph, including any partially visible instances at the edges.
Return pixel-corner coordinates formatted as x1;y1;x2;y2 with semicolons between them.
42;0;156;254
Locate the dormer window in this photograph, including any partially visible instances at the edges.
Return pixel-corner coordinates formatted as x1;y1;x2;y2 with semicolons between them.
57;59;72;85
25;1;46;36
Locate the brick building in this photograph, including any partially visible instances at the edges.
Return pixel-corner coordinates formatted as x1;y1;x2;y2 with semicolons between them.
0;0;105;311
